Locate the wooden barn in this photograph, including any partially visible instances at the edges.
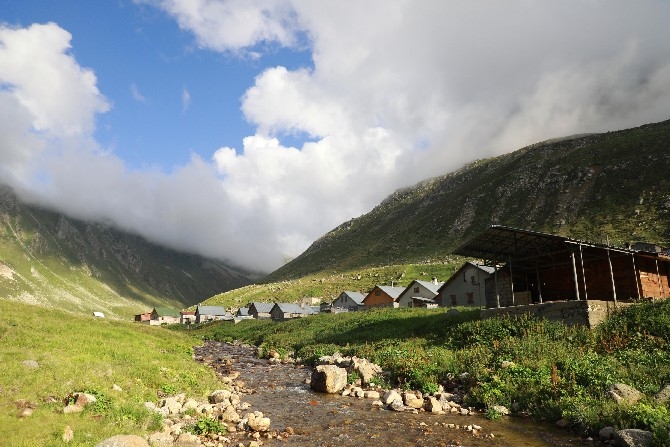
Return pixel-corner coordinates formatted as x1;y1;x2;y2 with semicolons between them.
454;226;669;326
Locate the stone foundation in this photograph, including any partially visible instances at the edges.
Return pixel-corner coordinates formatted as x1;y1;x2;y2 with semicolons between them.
481;300;634;328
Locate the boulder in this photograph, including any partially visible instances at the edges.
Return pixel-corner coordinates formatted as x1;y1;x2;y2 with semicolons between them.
612;429;653;447
654;384;670;404
209;389;232;404
599;426;617;440
608;383;643;405
310;365;347;393
382;390;402;406
424;397;443;413
174;433;201;446
246;412;271;432
219;405;240;423
94;435;150;447
147;432;173;447
364;391;380;399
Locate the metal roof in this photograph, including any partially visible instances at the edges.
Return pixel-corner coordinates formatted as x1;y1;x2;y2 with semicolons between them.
338;291;366;305
196;306;227;316
249;302;274;313
376;285;406;298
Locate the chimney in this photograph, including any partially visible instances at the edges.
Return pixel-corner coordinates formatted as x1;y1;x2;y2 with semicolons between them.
432;277;438;285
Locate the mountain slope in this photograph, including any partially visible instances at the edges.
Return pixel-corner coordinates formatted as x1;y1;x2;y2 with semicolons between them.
0;186;252;318
267;119;670;281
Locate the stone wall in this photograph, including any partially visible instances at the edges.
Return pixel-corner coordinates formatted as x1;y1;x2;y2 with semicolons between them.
481;300;634;328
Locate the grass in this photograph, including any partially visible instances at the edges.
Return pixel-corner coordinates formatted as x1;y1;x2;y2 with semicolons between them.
0;299;220;447
189;301;670;443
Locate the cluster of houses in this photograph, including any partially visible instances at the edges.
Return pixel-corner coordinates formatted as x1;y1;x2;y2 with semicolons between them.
134;226;670;326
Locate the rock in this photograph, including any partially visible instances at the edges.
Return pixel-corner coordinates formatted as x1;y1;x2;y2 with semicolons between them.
382;390;402;405
389;399;405;412
62;426;74;443
310;365;348;393
219;405;241;423
609;383;643;405
17;407;33;418
162;397;183;415
424;397;443;413
175;432;202;446
612;429;653;447
209;390;232;404
351;386;365;398
76;393;98;407
491;405;510;416
94;435;150;447
22;360;40;369
556;419;570;428
148;431;174;447
112;384;123;392
599;426;617;440
246;412;271;432
654;384;670;404
403;392;424;409
364;391;380;399
63;404;84;414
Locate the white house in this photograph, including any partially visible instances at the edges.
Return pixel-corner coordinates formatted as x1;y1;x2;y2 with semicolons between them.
397;279;444;308
195;305;233;323
331;291;366;311
436;262;495;307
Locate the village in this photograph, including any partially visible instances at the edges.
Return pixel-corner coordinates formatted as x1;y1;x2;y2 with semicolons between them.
135;225;670;328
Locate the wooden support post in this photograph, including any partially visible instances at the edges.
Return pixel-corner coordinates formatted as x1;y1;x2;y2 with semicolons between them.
579;244;588;301
571;252;580;300
607;248;618;304
656;258;662;301
631;254;641;301
509;256;515;306
535;262;543;303
494;263;500;308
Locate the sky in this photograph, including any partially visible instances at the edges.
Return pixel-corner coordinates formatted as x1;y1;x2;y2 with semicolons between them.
1;1;670;273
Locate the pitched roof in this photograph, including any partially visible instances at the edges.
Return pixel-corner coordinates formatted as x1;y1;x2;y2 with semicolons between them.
236;307;250;317
376;285;405;298
273;302;309;314
438;261;496;292
196;305;227;316
338;291;366;305
249;302;274;313
412;280;445;295
154;307;180;318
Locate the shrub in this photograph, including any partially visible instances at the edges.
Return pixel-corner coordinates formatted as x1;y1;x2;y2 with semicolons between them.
187;417;227;435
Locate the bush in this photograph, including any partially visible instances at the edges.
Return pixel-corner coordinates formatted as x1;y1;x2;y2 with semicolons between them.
187;417;227;435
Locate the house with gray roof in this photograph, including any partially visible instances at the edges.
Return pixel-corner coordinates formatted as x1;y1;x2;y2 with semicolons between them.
331;291;366;311
248;302;274;319
270;303;315;321
436;262;495;307
397;279;444;308
195;305;233;323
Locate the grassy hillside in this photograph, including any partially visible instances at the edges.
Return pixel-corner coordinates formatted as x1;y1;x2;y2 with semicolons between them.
0;299;220;447
266;119;670;281
193;301;670;441
0;186;253;319
201;261;462;309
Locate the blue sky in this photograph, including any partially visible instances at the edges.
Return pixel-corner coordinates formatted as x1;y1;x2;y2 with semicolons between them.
1;1;669;273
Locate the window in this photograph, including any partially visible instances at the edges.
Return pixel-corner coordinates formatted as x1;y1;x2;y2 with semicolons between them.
375;289;381;296
471;275;477;285
467;292;474;304
414;287;420;293
450;295;457;306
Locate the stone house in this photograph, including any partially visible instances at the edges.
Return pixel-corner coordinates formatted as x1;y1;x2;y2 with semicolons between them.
248;302;274;319
180;311;196;324
150;307;180;325
397;279;444;308
195;305;233;323
362;285;406;308
436;262;495;307
331;291;366;311
269;303;315;321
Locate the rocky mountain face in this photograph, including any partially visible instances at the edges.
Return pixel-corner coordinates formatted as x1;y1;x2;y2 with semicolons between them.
267;119;670;280
0;186;252;318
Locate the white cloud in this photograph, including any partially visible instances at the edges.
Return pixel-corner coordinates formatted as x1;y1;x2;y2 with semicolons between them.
182;87;191;112
131;82;147;103
2;2;670;273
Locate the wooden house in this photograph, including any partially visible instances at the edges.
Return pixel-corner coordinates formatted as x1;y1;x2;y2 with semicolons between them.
436;262;495;307
248;302;274;319
454;226;670;326
397;280;444;308
331;291;366;311
195;305;233;323
134;312;151;323
362;285;405;308
150;307;180;325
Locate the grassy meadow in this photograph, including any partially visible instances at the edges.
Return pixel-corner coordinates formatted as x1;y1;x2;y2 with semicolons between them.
0;300;220;447
191;302;670;444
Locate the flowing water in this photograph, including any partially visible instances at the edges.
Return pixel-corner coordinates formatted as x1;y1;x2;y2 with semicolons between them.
195;341;596;447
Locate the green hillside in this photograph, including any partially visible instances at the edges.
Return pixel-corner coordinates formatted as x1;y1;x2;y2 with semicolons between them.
0;186;253;319
267;119;670;281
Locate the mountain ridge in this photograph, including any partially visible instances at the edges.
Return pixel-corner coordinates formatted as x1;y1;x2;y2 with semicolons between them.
266;119;670;281
0;185;253;318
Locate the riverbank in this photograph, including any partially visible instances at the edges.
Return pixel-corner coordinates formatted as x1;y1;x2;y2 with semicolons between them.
187;302;670;445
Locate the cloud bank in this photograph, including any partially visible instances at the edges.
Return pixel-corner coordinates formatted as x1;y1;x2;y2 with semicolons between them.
1;2;670;273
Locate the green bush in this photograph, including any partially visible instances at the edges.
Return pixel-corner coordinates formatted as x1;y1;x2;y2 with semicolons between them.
187;417;227;435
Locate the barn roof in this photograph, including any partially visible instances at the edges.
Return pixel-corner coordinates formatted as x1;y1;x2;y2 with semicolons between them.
196;306;227;316
249;302;274;313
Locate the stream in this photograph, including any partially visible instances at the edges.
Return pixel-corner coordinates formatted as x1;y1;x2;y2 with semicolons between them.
195;341;596;447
